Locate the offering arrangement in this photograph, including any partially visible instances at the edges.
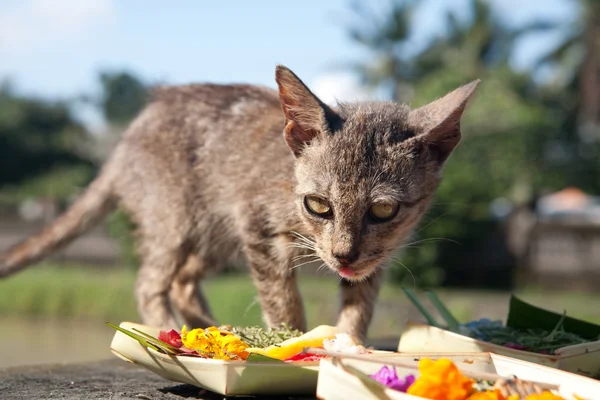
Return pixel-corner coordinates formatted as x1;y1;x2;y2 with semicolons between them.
108;321;600;398
368;358;561;399
315;352;599;400
108;322;366;362
399;290;600;377
402;289;600;355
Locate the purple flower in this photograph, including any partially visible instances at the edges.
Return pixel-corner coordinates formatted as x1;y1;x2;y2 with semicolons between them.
502;342;529;351
370;366;415;392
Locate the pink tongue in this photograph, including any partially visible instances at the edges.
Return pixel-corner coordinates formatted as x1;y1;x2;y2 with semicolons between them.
339;267;355;278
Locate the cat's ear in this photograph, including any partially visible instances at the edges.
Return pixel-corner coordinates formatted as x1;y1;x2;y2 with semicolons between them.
275;65;339;157
409;80;480;162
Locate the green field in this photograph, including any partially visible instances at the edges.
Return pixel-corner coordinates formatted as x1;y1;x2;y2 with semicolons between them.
1;264;600;338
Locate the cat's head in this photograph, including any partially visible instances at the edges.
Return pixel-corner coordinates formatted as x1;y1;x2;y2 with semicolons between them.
275;65;479;281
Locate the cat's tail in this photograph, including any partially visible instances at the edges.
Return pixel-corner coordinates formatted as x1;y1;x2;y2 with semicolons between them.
0;164;117;278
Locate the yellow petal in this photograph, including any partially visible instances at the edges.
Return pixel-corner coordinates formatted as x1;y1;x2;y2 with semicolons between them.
247;325;338;360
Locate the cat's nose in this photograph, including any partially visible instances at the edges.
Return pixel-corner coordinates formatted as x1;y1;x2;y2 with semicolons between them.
332;250;359;265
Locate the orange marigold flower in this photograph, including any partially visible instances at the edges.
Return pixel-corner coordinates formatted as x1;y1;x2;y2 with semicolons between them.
181;325;249;360
468;390;506;400
523;393;565;400
407;358;475;400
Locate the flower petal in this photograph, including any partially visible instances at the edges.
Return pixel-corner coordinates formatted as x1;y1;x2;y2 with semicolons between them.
158;329;183;348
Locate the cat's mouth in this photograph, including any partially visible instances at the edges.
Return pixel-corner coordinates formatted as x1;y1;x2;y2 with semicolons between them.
338;266;357;279
313;247;381;280
334;259;381;280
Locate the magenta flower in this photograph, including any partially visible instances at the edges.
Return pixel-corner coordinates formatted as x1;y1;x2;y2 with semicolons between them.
502;342;529;351
370;366;415;392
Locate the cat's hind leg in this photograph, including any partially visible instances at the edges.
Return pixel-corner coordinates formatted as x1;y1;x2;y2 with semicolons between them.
169;253;217;328
134;238;190;329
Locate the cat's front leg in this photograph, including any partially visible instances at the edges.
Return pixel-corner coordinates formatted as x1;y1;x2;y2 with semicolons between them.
244;236;307;332
336;268;383;342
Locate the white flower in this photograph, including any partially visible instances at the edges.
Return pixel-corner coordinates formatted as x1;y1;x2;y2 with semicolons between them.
323;333;367;354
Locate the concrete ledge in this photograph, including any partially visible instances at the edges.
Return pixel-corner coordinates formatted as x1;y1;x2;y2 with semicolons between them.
0;338;401;399
0;360;317;399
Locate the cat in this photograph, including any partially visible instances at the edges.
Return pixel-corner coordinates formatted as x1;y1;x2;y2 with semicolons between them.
0;66;479;341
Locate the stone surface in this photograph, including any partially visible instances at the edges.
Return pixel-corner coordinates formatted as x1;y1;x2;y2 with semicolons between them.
0;338;399;399
0;360;316;400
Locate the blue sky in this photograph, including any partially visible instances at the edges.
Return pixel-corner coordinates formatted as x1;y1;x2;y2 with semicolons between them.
0;0;575;128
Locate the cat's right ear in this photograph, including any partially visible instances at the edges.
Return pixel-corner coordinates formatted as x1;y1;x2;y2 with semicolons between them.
275;65;338;157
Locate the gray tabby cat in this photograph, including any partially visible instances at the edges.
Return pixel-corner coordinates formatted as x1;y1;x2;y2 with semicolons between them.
0;66;478;341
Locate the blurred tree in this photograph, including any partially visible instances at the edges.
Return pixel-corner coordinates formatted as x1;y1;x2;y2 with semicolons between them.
0;71;149;267
85;71;148;267
535;0;600;192
0;83;94;202
346;0;564;288
400;66;560;288
100;71;148;125
346;0;555;101
96;71;149;268
80;71;149;164
414;0;556;81
346;0;417;101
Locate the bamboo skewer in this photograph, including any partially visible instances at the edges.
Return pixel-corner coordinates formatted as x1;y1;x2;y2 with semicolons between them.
302;347;560;392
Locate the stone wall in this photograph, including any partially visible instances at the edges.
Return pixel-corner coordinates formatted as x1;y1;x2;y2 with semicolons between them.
0;204;120;266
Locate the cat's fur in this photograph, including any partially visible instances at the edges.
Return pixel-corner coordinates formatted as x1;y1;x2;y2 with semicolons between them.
0;66;478;341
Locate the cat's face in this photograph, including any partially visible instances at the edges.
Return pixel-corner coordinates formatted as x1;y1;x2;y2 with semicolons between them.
293;103;440;280
275;65;479;280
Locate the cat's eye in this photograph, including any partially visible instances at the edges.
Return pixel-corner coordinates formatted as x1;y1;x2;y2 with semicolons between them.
368;202;399;222
304;196;332;218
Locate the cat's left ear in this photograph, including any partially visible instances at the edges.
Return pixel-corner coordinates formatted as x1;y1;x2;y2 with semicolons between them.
275;65;339;157
409;80;480;162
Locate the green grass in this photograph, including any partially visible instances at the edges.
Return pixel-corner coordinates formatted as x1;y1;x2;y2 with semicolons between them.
2;264;600;337
0;264;138;321
0;264;343;326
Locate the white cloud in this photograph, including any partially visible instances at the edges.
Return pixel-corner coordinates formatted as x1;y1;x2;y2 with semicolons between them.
310;72;377;106
0;0;116;52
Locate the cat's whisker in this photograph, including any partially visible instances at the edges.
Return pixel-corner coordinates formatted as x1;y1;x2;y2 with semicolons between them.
292;253;319;262
288;236;311;243
290;231;314;242
291;237;314;247
414;212;451;234
315;262;329;275
287;242;314;247
288;247;317;255
391;257;417;289
401;237;459;248
243;297;260;317
399;244;422;250
289;231;317;247
291;257;321;267
287;243;316;251
290;258;321;271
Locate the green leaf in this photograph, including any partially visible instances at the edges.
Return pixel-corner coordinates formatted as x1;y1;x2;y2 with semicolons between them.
106;322;181;355
106;322;161;352
402;288;442;328
246;353;284;363
131;328;181;355
426;290;460;332
506;296;600;340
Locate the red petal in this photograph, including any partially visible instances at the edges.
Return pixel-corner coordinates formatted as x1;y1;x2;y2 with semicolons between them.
283;353;326;362
158;329;183;348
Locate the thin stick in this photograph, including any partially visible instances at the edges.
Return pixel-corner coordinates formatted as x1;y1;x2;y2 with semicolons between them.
303;347;559;391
